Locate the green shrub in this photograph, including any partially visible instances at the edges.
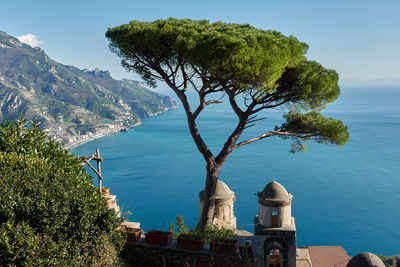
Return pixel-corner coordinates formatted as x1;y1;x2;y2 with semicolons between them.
204;225;235;243
184;229;205;240
168;215;234;242
168;214;189;238
0;119;125;266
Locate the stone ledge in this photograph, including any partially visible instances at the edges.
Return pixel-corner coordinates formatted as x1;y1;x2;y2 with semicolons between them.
121;237;258;267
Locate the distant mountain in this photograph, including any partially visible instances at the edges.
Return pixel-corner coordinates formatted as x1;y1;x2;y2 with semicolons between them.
0;30;177;145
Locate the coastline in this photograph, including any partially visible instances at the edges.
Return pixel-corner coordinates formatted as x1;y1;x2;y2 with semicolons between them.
64;122;143;150
63;105;178;150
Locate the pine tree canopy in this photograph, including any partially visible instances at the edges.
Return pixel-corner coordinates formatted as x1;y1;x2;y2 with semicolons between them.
106;18;348;151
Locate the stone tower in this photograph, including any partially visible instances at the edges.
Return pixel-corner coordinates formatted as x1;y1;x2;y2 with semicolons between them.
254;180;296;267
199;180;236;230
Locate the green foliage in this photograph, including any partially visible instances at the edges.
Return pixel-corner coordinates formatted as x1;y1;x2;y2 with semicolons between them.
168;214;189;238
204;225;235;243
184;229;205;240
106;18;340;112
106;18;308;90
276;60;340;110
0;120;125;266
168;215;233;242
107;18;349;154
0;119;81;168
377;254;400;267
280;111;349;150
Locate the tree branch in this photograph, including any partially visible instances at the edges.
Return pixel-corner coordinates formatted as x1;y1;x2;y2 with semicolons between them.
215;115;249;164
235;129;299;148
154;66;215;164
193;86;207;119
246;116;267;124
205;100;223;106
243;123;255;130
164;60;177;82
226;89;244;120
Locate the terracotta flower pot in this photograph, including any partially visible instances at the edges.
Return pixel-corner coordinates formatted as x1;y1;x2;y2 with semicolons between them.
209;239;239;254
125;227;143;243
177;234;205;251
145;230;173;246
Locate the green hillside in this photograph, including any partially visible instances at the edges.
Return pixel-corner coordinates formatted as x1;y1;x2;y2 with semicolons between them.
0;30;177;144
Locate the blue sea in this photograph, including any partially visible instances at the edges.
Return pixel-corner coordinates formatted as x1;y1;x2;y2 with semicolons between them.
72;86;400;256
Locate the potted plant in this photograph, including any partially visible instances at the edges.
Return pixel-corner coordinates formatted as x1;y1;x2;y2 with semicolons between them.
125;227;143;243
206;225;239;254
177;230;205;251
145;230;173;246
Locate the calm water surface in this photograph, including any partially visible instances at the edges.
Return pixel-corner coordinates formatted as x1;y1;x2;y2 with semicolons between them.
72;86;400;255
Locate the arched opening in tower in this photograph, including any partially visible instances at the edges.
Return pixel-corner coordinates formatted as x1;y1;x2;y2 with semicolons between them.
268;248;283;267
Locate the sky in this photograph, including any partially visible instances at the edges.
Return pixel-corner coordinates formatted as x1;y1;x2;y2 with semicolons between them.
1;0;399;87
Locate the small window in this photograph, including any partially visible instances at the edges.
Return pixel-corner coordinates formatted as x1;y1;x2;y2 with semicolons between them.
271;209;279;226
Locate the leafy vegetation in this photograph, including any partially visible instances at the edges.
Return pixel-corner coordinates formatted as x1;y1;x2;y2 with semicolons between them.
0;119;125;266
377;254;400;267
281;110;349;152
168;215;234;242
168;215;189;238
183;230;206;240
204;225;235;243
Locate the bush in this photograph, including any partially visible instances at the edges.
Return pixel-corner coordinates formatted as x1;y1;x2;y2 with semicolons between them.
0;119;125;266
204;225;235;243
168;215;189;238
168;215;234;242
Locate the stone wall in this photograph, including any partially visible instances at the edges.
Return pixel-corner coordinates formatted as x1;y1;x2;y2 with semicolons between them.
121;237;257;267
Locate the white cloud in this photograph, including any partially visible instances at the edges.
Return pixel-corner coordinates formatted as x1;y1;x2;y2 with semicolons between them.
16;33;43;48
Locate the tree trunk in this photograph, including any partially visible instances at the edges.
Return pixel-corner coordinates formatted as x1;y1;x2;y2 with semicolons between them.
196;164;222;231
195;121;247;231
164;82;246;231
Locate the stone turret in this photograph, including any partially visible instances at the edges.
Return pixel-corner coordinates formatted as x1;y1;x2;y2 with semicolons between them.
199;180;236;230
257;180;293;228
254;180;296;267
